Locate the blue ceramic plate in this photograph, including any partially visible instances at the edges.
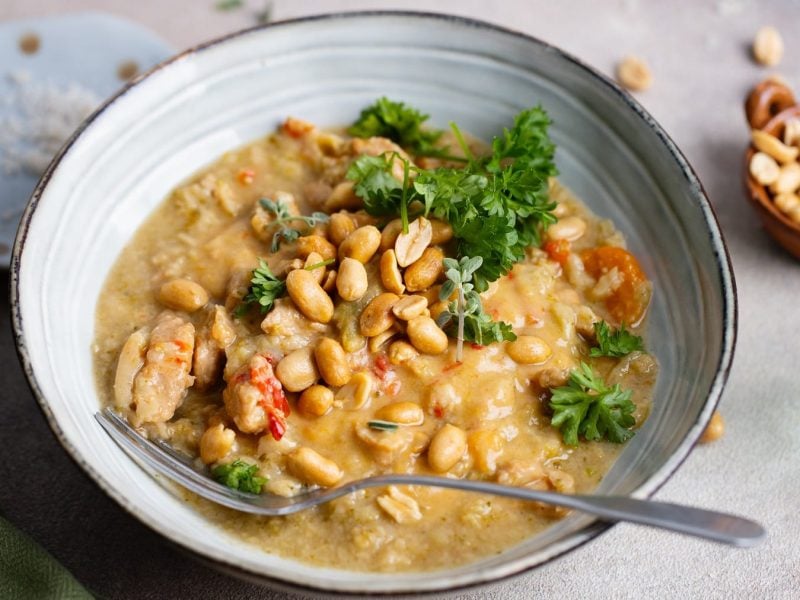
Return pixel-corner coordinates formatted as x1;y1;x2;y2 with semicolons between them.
0;12;173;266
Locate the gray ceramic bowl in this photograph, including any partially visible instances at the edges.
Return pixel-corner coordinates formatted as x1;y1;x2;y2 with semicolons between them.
11;12;736;596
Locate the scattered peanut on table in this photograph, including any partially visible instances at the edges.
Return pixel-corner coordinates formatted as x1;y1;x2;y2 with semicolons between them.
752;26;783;67
700;411;725;444
616;55;653;91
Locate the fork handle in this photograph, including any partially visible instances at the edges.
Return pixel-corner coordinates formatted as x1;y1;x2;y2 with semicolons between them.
356;475;765;548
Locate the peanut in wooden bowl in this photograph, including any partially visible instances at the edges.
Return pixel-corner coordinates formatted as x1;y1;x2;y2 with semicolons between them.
744;81;800;259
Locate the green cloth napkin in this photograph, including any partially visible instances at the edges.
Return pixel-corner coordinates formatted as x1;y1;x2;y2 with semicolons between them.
0;515;92;599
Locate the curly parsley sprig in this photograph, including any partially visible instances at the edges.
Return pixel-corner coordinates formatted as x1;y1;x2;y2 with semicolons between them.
236;257;333;316
347;97;465;161
549;362;637;446
260;198;329;252
238;259;285;315
212;459;267;494
346;102;558;291
589;321;644;358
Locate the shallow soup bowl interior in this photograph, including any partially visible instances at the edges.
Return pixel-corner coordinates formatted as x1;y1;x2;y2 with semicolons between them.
11;12;735;595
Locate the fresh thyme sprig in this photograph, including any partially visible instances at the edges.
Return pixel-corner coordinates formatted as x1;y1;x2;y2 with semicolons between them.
436;256;516;362
260;198;329;252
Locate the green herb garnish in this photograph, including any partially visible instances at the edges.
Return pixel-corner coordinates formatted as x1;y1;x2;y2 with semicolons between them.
420;110;558;290
436;256;516;361
238;259;286;315
346;102;558;292
236;257;334;317
304;258;335;271
549;362;637;447
212;459;267;494
589;321;644;358
346;153;406;217
260;198;329;252
368;419;399;432
256;1;273;23
215;0;243;10
348;97;457;159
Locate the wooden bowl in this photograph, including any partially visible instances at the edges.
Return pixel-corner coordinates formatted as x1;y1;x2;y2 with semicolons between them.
744;80;800;259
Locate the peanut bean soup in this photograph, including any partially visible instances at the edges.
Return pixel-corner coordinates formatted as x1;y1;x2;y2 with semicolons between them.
93;100;657;572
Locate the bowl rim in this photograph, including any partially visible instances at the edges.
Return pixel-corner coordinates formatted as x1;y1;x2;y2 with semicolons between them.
9;10;738;595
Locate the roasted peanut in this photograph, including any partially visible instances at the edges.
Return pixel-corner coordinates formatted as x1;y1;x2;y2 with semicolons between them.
329;212;356;245
775;192;800;215
314;337;352;387
537;368;569;389
351;211;377;227
506;336;552;365
285;269;334;323
274;258;304;278
304;251;326;284
468;429;503;474
296;235;337;261
420;285;446;305
392;295;428;320
546;217;587;242
336;257;369;301
379;218;403;252
752;129;799;164
359;293;399;337
351;371;375;409
428;300;449;321
749;151;781;185
368;327;400;353
700;411;725;444
199;423;235;464
275;346;319;392
377;487;422;523
428;424;467;473
753;26;783;66
298;385;334;417
783;118;800;147
375;401;424;425
575;305;600;338
380;249;405;294
321;269;337;293
616;56;653;91
406;315;448;355
770;162;800;194
388;340;419;365
339;225;381;263
395;216;432;267
158;279;208;312
324;180;361;211
404;247;444;292
288;447;343;487
429;219;454;245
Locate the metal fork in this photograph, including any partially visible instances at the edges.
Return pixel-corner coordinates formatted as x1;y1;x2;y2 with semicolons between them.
96;408;765;547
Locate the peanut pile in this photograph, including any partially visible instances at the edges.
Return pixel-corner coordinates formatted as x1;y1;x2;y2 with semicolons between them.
749;122;800;225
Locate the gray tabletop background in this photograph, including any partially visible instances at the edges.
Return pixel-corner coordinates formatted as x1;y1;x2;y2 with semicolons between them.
2;1;799;598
